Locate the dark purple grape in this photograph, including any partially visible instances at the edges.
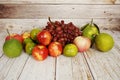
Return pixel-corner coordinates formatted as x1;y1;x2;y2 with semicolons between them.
53;37;58;42
56;26;62;31
57;30;63;34
43;19;82;47
55;21;61;26
61;20;64;24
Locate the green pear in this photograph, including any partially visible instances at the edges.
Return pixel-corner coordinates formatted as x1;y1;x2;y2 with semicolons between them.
81;19;100;46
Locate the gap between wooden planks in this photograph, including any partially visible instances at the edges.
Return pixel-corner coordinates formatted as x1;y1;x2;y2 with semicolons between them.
84;30;120;80
0;19;120;80
0;19;94;80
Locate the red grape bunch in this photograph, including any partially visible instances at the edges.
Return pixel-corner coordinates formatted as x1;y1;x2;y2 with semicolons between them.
43;18;82;47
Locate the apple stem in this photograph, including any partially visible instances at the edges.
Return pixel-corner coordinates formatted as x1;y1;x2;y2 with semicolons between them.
6;29;10;36
6;29;12;39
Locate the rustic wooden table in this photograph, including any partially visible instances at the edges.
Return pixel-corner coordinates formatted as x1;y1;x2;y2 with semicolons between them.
0;0;120;80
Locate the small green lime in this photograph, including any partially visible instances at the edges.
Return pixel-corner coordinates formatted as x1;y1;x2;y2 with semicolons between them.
30;28;40;40
63;44;78;57
23;38;33;45
95;33;114;52
3;39;22;58
25;42;36;55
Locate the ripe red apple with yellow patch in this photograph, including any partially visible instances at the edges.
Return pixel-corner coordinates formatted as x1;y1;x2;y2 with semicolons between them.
21;31;30;40
32;45;48;61
48;42;62;57
5;33;23;43
37;30;52;45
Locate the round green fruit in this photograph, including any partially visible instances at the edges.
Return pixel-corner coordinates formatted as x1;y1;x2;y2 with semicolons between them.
30;28;40;40
81;19;100;46
63;44;78;57
95;33;114;52
3;39;22;58
23;38;33;45
25;42;36;55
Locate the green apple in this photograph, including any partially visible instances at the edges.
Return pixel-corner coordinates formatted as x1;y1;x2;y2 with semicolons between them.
30;28;41;41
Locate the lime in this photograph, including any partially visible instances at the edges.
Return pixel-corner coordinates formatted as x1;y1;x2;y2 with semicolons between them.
25;42;36;55
63;44;78;57
3;39;22;58
95;33;114;52
30;28;40;40
23;38;33;45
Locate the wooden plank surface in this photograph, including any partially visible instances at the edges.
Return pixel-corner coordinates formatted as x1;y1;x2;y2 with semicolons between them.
0;4;120;19
0;0;120;4
18;56;56;80
84;30;120;80
56;54;94;80
0;19;119;33
0;19;120;80
0;0;120;79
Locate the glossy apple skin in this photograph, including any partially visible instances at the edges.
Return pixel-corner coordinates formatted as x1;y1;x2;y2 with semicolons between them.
5;33;23;43
37;30;52;45
32;45;48;61
21;32;30;40
48;42;62;57
73;36;91;52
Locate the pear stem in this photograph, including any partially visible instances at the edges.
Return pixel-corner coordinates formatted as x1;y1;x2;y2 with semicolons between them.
90;18;93;26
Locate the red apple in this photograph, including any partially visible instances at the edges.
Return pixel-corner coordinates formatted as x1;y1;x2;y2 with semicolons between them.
37;30;52;45
5;33;23;43
48;42;62;57
32;45;48;61
21;31;30;40
73;36;91;52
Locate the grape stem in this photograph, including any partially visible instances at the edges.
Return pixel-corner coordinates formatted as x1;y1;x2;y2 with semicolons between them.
48;17;56;28
48;17;52;23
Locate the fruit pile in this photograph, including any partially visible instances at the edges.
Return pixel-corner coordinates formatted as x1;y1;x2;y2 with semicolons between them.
44;17;81;46
3;18;114;61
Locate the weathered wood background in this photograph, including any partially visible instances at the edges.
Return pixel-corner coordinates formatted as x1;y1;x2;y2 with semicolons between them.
0;0;120;80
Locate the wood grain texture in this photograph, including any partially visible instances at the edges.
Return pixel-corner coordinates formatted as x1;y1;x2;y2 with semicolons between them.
56;54;93;80
18;56;56;80
84;30;120;80
0;4;120;19
0;0;119;4
0;54;29;80
0;19;119;32
0;0;120;79
0;20;120;80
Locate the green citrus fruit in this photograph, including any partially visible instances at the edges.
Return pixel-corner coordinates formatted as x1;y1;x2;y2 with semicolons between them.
30;28;40;40
23;38;33;45
63;44;78;57
95;33;114;52
25;42;36;55
3;39;22;58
